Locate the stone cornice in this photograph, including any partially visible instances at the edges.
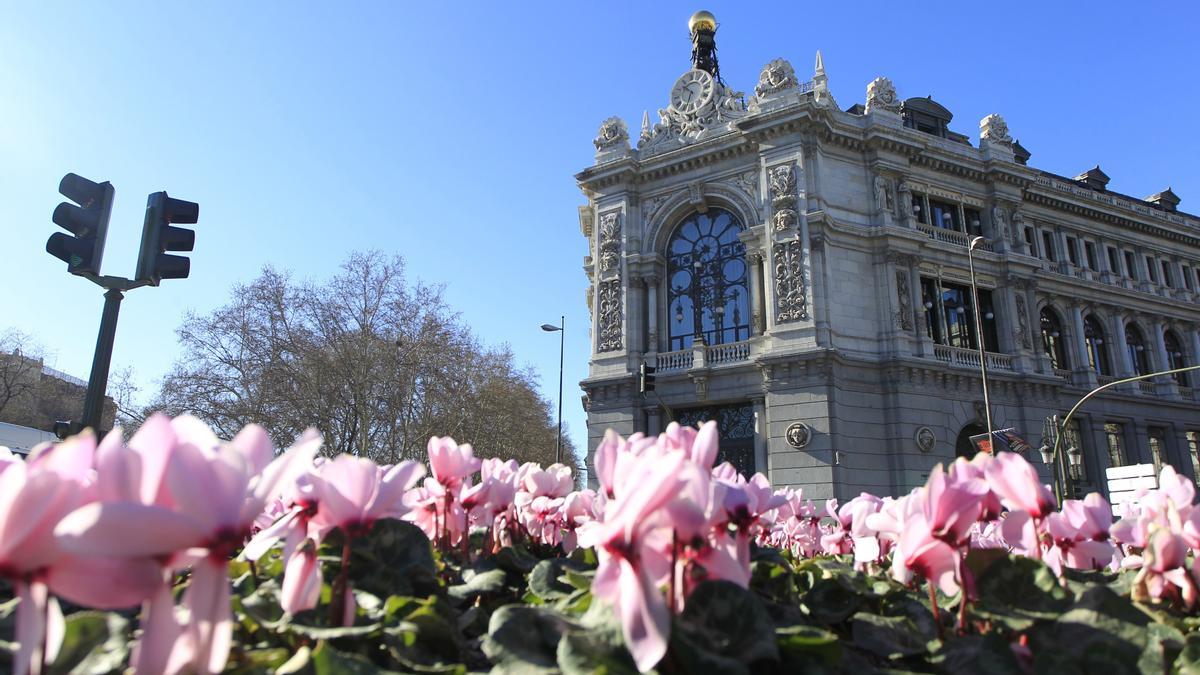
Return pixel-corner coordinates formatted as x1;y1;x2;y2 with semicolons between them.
1024;178;1200;246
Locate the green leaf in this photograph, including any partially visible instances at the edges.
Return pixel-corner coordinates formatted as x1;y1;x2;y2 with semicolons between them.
495;545;540;575
973;555;1071;627
1138;622;1185;674
672;580;779;674
482;605;578;674
48;611;129;675
932;634;1022;674
849;612;930;660
530;559;582;601
224;647;294;674
802;576;862;624
1029;585;1151;671
1174;632;1200;673
447;567;508;601
343;520;440;599
311;640;400;674
776;624;841;667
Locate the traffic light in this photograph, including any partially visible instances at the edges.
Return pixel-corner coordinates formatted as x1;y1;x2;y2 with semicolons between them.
135;191;198;285
46;173;114;276
638;363;656;394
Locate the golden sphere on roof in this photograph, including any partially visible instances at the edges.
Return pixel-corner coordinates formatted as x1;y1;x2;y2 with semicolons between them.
688;10;716;33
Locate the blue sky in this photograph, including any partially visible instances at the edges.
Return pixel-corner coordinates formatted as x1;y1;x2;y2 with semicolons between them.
2;1;1197;465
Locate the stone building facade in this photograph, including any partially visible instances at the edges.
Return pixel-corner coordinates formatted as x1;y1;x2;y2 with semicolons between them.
576;25;1200;500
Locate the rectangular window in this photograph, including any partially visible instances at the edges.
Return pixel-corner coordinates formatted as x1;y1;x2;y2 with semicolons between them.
1124;251;1138;279
1184;266;1194;290
1084;241;1098;270
1149;427;1167;476
930;200;960;231
1024;227;1035;248
964;208;982;236
1105;422;1126;468
1041;232;1056;261
1146;256;1158;283
1066;236;1079;265
1107;247;1121;274
1188;431;1200;486
913;194;928;224
1162;260;1173;287
920;277;997;351
1064;419;1086;484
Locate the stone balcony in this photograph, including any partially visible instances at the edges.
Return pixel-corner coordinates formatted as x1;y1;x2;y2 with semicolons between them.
654;338;754;373
929;344;1014;371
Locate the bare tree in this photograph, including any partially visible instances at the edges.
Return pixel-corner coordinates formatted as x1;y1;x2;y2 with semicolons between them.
150;252;576;469
0;329;44;423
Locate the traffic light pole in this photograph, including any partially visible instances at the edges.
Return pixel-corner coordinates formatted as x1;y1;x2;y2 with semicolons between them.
80;287;124;433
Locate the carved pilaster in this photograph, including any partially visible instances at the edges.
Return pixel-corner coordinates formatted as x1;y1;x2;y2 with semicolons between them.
597;279;623;352
597;211;622;276
773;239;807;323
768;164;797;232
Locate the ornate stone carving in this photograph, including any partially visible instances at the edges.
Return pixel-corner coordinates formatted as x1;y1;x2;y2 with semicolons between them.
640;193;671;227
896;181;913;220
873;174;890;213
769;165;796;204
865;76;901;114
768;164;797;231
597;211;622;273
772;209;797;231
773;239;808;322
593;116;629;151
1014;293;1032;349
785;422;812;449
990;205;1008;244
979;114;1013;147
730;170;759;204
754;58;798;98
1010;209;1026;247
639;70;748;151
915;426;936;453
895;270;913;331
597;279;623;352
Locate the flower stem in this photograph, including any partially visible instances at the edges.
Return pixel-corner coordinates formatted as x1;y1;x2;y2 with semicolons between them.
330;537;353;626
927;581;945;640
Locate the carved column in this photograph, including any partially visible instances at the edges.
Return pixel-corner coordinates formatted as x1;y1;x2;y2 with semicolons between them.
1191;326;1200;388
1111;312;1134;378
748;253;765;335
596;210;625;354
1070;302;1097;389
752;398;768;478
646;275;659;353
1152;319;1177;397
885;252;916;355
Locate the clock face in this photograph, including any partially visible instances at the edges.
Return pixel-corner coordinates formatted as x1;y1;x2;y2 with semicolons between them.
669;69;715;115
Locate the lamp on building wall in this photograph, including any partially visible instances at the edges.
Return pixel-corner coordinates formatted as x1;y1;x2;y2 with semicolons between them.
923;300;933;309
1067;445;1082;480
985;311;995;320
1051;331;1060;338
1038;443;1054;465
1095;338;1104;345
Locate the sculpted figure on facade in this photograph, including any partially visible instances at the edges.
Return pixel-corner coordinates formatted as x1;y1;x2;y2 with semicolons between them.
873;174;890;213
895;269;913;331
979;113;1013;147
754;58;798;98
896;181;913;221
773;239;807;322
593;116;629;151
991;205;1009;244
865;76;901;114
1010;208;1026;247
597;279;623;352
597;211;622;273
1014;293;1033;349
769;164;798;231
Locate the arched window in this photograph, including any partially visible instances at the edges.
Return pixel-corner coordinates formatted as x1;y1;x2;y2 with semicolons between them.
1165;330;1188;386
1125;324;1150;376
1040;307;1068;371
1084;316;1109;376
667;209;749;350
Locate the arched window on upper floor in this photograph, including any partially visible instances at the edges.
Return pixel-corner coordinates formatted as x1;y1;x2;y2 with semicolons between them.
666;209;749;350
1165;330;1189;387
1125;324;1151;376
1040;307;1068;371
1084;316;1110;376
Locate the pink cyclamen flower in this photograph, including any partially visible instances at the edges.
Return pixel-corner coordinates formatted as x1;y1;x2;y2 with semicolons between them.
984;451;1057;518
56;417;319;675
426;436;481;491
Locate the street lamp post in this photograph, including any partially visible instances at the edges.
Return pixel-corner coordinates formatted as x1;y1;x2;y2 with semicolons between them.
541;317;565;465
967;236;994;441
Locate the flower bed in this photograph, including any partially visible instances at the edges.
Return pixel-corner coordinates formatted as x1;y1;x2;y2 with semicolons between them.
1;415;1199;674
